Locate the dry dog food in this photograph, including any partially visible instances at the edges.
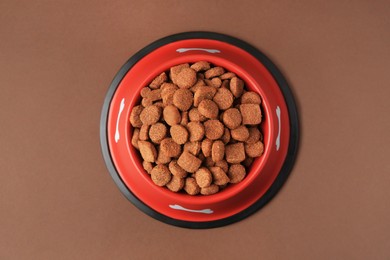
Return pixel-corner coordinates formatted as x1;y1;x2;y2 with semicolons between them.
130;61;264;195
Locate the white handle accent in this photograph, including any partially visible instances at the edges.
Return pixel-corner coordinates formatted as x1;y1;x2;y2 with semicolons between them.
276;106;281;151
169;204;213;214
115;98;125;143
176;48;221;54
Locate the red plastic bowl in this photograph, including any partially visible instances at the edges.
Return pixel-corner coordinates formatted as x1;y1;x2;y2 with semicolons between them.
100;32;299;228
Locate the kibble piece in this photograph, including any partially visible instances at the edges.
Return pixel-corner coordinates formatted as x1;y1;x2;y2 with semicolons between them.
228;164;246;184
188;108;207;122
141;97;153;107
222;108;242;129
131;128;140;150
140;105;161;125
201;138;213;157
169;160;187;178
180;111;189;125
194;86;217;106
220;72;236;80
149;123;167;144
176;68;197;89
183;141;201;156
209;166;230;185
130;105;143;127
140;87;151;98
245;141;264;157
204;79;213;87
139;124;150;141
195;168;212;188
184;177;200;195
190;61;210;72
173;89;193;111
211;77;222;88
138;141;157;163
213;88;234;110
242;156;254;168
151;164;172;186
177;151;202;173
170;63;189;85
230;77;244;97
156;148;171;164
214;160;229;173
221;127;231;144
145;89;162;102
160;138;181;157
211;140;225;162
225;142;246;163
187;122;205;142
170;124;189;144
142;161;153;174
149;72;167;89
163;105;181;126
231;125;250;142
246;127;261;144
204;119;224;140
241;91;261;104
205;67;225;79
200;184;219;195
240;104;262;125
161;83;178;105
198;99;219;119
166;176;185;192
221;79;229;88
190;78;205;93
204;156;215;167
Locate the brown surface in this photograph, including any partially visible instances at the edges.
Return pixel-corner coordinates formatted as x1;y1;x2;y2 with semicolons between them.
1;0;389;259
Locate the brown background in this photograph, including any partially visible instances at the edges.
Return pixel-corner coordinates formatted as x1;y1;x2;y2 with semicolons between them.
1;0;389;259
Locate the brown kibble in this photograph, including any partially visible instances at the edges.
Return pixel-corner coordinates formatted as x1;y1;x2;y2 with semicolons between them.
221;127;231;144
190;61;210;72
240;104;262;125
154;101;165;108
211;77;222;88
188;108;207;122
230;77;244;97
205;67;225;79
225;142;246;163
228;164;246;184
180;111;189;125
176;68;197;89
184;177;200;195
160;138;181;158
220;72;236;80
142;161;153;174
231;125;250;142
222;108;242;129
163;105;181;126
140;105;161;125
169;160;187;178
211;140;225;162
200;184;219;195
204;156;215;167
221;79;229;88
161;83;178;105
139;124;150;141
198;99;219;119
187;122;205;142
149;123;167;144
177;151;202;173
209;166;230;185
170;124;189;144
194;86;217;106
204;79;213;87
242;156;254;168
141;97;153;107
194;168;212;188
131;128;140;150
138;141;157;163
241;91;262;104
183;141;201;156
156;148;171;164
245;141;264;157
201;138;213;157
170;63;189;85
166;176;185;192
140;87;151;98
149;72;167;89
214;160;229;173
130;105;143;127
150;164;171;186
246;127;261;144
213;88;233;110
173;89;193;111
190;78;205;93
204;119;224;140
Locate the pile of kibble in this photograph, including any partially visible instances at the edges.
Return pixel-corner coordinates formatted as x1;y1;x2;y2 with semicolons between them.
130;61;264;195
